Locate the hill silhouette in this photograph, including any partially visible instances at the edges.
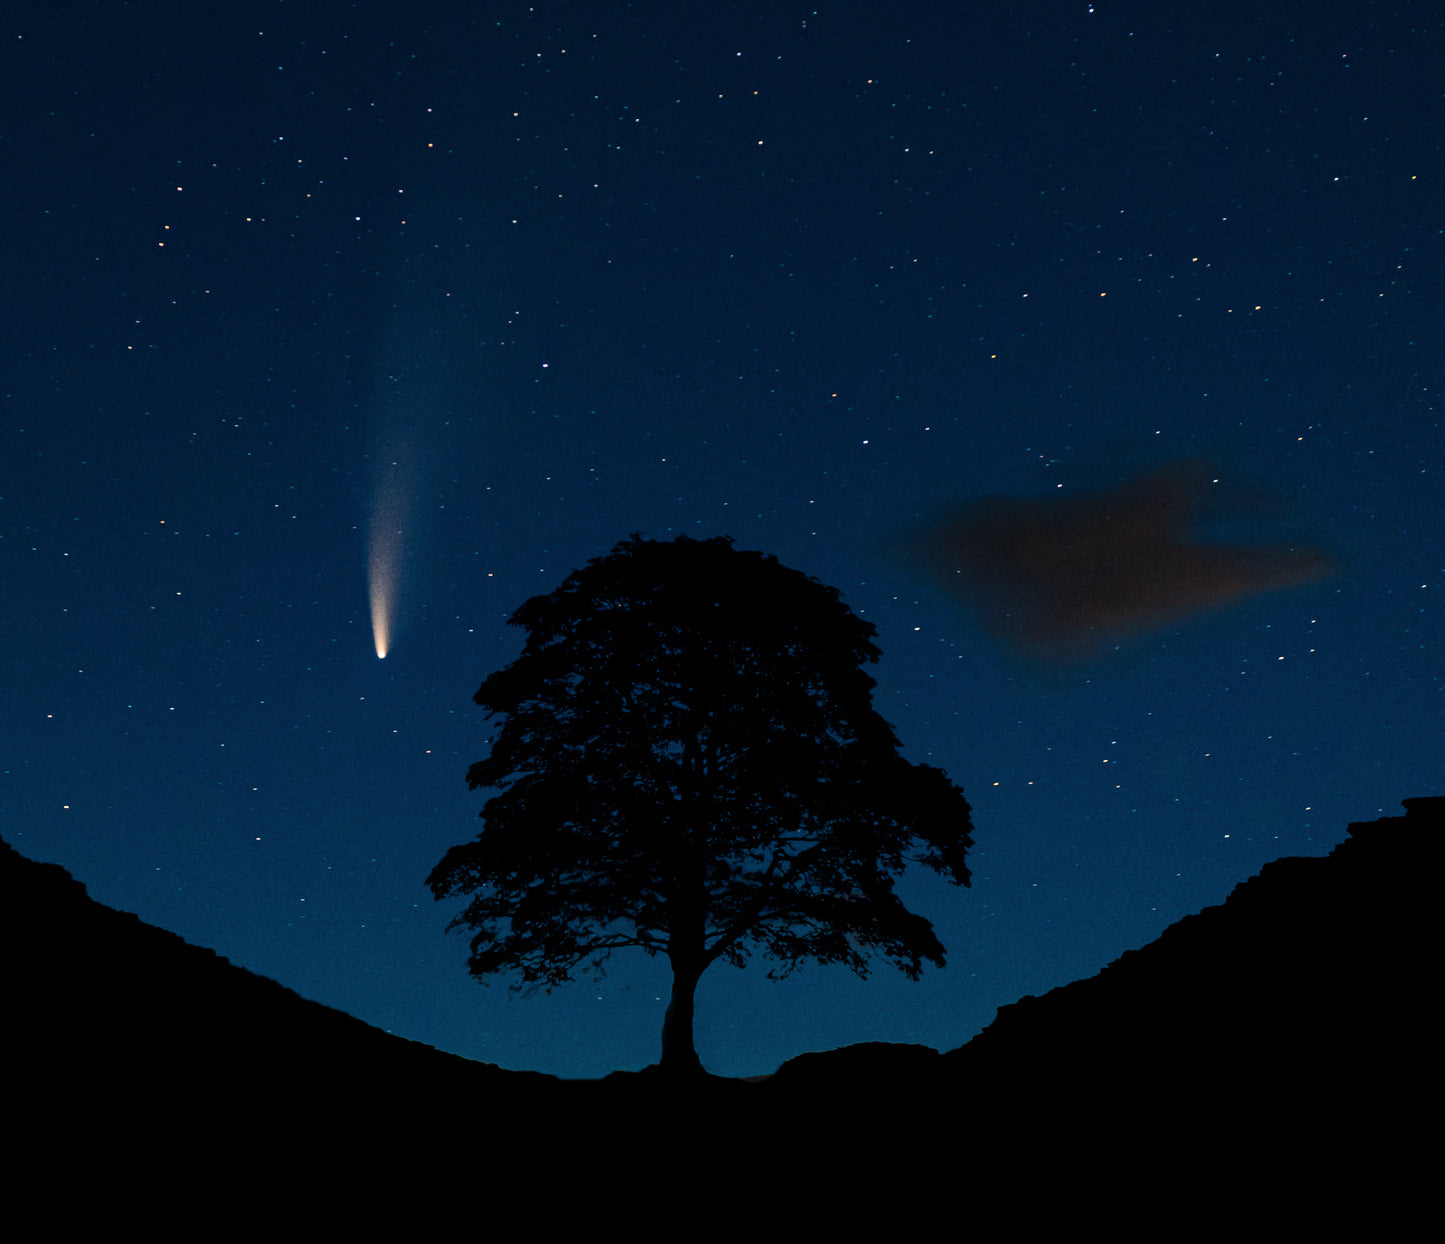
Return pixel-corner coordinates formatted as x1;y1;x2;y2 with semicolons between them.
950;796;1439;1101
5;796;1436;1214
767;796;1438;1210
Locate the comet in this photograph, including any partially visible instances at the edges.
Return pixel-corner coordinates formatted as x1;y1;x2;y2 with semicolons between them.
367;446;411;660
368;544;394;659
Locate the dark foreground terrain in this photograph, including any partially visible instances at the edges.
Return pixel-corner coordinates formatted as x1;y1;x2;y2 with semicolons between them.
5;797;1435;1220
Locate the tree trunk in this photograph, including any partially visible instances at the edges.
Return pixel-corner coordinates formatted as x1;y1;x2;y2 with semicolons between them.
661;792;710;1076
659;957;706;1076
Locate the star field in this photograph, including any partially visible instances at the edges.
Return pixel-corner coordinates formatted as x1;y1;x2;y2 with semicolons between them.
2;0;1439;1078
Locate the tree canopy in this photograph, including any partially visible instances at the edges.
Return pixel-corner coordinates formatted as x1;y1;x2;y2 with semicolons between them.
427;533;973;1074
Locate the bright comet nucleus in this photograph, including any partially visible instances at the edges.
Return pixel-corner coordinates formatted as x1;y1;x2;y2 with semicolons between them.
370;579;391;658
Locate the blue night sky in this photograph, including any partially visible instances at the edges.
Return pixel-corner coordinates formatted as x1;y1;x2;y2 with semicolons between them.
4;1;1439;1079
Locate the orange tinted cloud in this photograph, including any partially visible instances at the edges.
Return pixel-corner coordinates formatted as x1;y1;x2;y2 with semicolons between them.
909;460;1337;660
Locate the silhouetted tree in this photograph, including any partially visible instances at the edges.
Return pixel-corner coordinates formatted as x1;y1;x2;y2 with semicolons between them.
428;534;973;1075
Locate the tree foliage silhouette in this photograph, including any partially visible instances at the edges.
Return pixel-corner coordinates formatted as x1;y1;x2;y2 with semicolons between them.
427;534;973;1074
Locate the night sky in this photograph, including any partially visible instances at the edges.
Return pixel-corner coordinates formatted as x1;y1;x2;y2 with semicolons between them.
5;1;1439;1080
